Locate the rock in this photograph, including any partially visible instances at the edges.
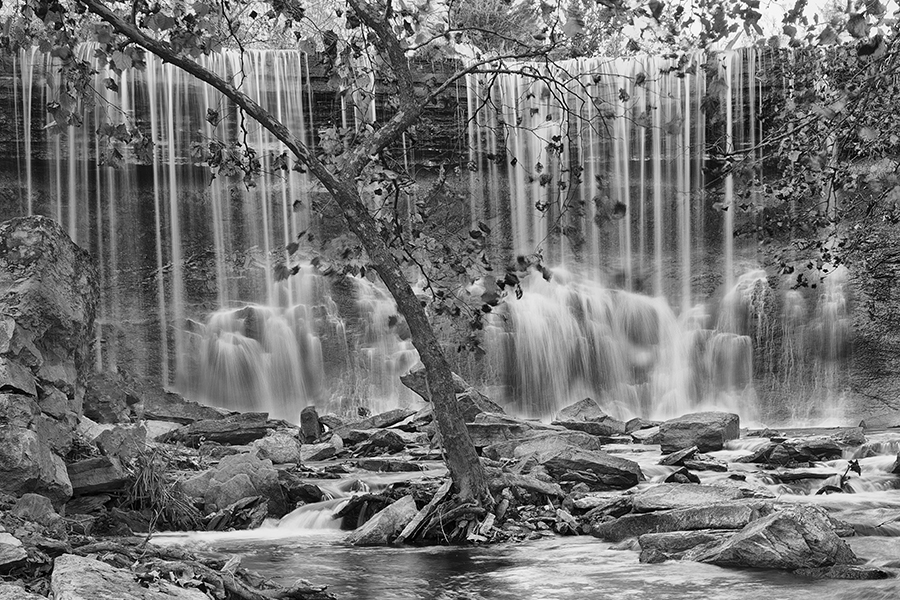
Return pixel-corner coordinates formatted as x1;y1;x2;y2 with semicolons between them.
0;356;37;396
555;397;607;421
794;565;893;580
400;365;468;401
682;457;728;472
658;412;740;454
691;505;857;570
341;408;416;433
626;418;660;433
140;389;229;424
365;429;407;453
0;392;39;428
0;583;44;600
301;437;342;461
859;410;900;430
250;431;303;464
483;430;605;461
831;427;866;446
279;472;326;505
0;534;27;572
659;446;699;466
631;484;745;512
355;459;424;472
465;422;525;449
11;492;60;524
180;451;285;516
159;412;276;447
0;426;71;506
591;500;772;542
95;424;147;463
67;456;127;495
300;406;323;443
142;420;183;441
456;389;505;422
639;530;729;563
345;495;418;546
539;446;643;489
551;420;624;438
51;554;208;600
737;436;847;465
631;426;661;444
663;467;701;484
205;495;268;531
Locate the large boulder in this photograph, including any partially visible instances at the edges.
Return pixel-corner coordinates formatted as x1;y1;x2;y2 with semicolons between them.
0;216;99;503
250;430;303;464
345;495;418;546
67;456;128;495
400;365;469;401
631;484;746;512
555;397;607;421
692;505;857;570
639;530;730;563
159;412;276;447
591;501;773;542
179;451;286;516
539;446;643;489
51;554;208;600
483;430;605;461
658;412;740;454
299;405;323;443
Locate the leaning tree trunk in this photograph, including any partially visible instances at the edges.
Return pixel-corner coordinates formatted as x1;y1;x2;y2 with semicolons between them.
82;0;493;506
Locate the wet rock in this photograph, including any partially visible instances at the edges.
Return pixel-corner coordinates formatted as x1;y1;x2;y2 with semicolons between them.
140;388;228;424
465;422;525;449
483;430;605;461
301;436;343;462
659;412;740;454
159;412;276;447
300;406;323;443
737;436;847;465
355;459;424;472
859;410;900;430
400;365;468;401
794;565;894;580
250;430;303;464
631;484;745;512
456;389;505;422
682;457;728;472
279;473;327;506
591;500;772;542
0;583;44;600
363;430;407;453
555;398;607;422
539;446;643;489
626;418;660;433
205;495;268;531
692;506;857;570
659;446;698;466
345;495;418;546
68;456;127;495
51;553;208;600
831;427;866;446
552;420;624;438
180;451;286;516
0;426;71;506
891;453;900;475
338;408;417;434
631;426;661;444
663;467;701;484
639;530;729;563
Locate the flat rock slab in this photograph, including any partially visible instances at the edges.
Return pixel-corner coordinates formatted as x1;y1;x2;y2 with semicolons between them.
51;554;208;600
345;495;418;546
592;500;773;542
159;412;275;447
67;456;127;495
691;506;857;570
632;484;746;512
659;412;740;454
540;446;643;489
639;530;731;563
483;430;606;461
0;583;44;600
0;541;27;572
355;459;424;472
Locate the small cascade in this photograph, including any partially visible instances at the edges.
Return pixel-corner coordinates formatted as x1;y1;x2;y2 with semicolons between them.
278;498;349;531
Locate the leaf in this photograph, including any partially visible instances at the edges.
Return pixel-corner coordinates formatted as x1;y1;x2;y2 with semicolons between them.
846;13;867;39
206;108;220;126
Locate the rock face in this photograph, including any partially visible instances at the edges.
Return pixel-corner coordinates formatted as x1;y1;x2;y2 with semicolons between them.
658;412;740;453
692;506;857;569
0;216;99;504
51;554;208;600
345;495;418;546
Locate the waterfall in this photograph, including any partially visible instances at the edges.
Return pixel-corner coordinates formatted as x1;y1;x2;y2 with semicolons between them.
4;46;852;425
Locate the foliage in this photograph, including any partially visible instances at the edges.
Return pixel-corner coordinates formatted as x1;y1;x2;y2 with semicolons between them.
123;448;203;531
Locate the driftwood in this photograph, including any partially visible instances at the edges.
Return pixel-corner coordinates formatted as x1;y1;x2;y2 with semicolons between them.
485;466;565;498
395;480;453;543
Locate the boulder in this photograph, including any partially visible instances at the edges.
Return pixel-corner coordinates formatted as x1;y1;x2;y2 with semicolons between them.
555;397;607;422
250;431;303;464
631;484;745;512
631;426;661;444
355;459;424;472
180;451;286;516
345;495;418;546
159;412;276;447
539;446;643;489
300;406;323;443
591;500;772;542
456;389;505;422
0;583;44;600
639;530;729;563
658;412;740;454
365;429;406;453
0;534;26;572
483;430;605;461
551;420;624;438
659;446;699;466
11;492;60;524
0;426;71;506
0;392;39;428
794;565;894;580
51;554;208;600
140;388;228;424
95;424;147;463
67;456;127;495
663;467;701;484
400;365;468;401
692;505;857;570
300;436;343;461
626;418;660;433
465;422;524;449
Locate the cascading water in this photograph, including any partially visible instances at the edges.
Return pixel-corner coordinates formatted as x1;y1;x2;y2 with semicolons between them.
3;45;853;425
